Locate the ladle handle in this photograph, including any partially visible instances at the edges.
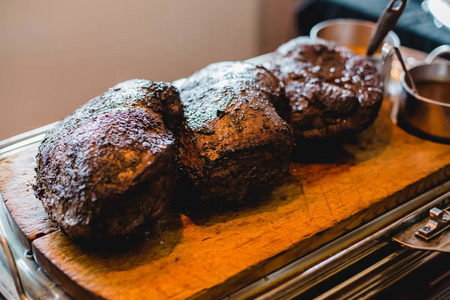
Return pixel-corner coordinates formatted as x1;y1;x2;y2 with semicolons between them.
367;0;407;56
383;44;418;94
395;47;418;95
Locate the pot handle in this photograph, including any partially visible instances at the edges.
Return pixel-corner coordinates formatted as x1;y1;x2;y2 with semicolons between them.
381;43;396;97
381;43;402;122
425;45;450;64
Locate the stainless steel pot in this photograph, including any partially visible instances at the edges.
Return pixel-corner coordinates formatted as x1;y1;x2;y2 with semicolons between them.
397;45;450;142
310;19;400;95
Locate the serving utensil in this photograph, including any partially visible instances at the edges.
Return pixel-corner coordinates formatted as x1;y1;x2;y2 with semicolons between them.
391;46;418;94
367;0;407;56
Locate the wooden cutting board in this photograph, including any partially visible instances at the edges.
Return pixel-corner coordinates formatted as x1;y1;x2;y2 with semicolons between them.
1;100;450;300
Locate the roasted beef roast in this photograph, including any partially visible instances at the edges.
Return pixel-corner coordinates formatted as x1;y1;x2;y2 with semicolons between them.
34;79;183;242
268;37;383;143
175;61;294;209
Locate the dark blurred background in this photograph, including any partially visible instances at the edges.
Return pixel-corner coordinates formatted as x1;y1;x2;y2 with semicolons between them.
295;0;450;53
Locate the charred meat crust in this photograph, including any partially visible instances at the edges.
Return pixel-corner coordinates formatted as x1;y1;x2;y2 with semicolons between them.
33;79;183;242
176;61;294;209
268;36;383;143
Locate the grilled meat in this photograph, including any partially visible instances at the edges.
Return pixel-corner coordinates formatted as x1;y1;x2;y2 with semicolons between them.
176;61;294;209
34;79;183;242
268;37;383;143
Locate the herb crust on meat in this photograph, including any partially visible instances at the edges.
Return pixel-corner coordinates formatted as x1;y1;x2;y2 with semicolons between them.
268;37;383;143
34;79;183;242
176;61;294;209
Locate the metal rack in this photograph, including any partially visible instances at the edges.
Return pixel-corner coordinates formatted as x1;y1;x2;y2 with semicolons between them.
226;182;450;299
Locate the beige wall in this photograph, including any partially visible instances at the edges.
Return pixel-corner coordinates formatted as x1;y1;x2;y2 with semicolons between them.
0;0;296;140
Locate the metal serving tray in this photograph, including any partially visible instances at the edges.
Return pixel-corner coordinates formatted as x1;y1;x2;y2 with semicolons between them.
1;48;449;300
0;125;449;300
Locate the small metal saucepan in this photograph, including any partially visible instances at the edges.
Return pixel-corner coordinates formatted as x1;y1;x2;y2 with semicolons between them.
396;45;450;143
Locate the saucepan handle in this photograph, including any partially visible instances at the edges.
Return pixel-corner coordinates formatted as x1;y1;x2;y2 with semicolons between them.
425;45;450;64
381;43;396;97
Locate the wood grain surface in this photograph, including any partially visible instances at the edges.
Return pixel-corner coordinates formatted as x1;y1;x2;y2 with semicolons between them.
1;100;450;300
0;144;58;244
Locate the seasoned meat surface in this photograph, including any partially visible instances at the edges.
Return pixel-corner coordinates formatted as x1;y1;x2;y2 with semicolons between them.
176;61;294;209
268;37;383;143
34;79;183;242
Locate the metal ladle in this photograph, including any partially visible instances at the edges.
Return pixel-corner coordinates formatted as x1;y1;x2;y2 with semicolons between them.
367;0;407;56
392;46;418;94
381;44;418;123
